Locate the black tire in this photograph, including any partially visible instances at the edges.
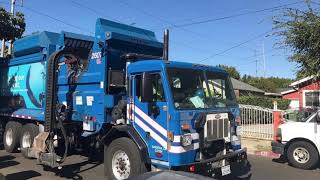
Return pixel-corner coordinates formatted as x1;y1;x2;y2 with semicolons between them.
20;123;39;158
104;137;147;180
287;141;319;169
3;121;22;153
0;121;5;147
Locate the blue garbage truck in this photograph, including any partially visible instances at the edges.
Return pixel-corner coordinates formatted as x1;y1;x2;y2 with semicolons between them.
0;18;249;179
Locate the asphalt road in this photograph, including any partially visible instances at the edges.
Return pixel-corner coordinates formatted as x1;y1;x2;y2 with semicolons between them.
0;149;320;180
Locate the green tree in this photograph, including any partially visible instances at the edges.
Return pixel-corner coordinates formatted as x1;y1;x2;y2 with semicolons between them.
273;1;320;77
217;64;241;79
242;75;294;92
0;6;25;41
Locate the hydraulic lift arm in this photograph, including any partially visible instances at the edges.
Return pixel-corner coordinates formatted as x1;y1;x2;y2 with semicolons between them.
22;34;93;168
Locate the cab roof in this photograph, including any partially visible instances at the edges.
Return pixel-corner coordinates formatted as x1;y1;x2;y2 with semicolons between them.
127;60;228;75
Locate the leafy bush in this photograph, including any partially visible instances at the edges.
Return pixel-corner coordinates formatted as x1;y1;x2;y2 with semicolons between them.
237;96;290;110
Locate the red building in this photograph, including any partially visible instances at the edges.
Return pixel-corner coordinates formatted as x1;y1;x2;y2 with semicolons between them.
282;76;320;109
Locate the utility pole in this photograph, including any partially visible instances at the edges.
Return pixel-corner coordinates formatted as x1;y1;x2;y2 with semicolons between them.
262;41;266;78
254;50;258;77
8;0;16;55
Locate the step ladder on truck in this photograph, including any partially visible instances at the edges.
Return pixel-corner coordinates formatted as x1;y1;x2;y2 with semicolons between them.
0;18;250;179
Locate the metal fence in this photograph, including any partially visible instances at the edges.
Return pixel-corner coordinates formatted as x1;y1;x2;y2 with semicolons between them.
239;104;275;140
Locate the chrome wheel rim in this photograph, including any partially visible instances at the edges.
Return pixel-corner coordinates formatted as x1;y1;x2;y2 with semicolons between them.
22;132;31;148
112;150;131;180
293;147;309;164
5;128;13;146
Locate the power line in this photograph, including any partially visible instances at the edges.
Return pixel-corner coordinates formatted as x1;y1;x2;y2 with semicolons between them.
114;0;222;43
199;30;272;62
171;1;304;28
68;0;120;23
115;0;303;62
0;1;94;35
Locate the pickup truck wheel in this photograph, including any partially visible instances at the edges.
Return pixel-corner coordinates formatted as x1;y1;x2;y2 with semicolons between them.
3;121;22;153
104;137;147;180
20;123;39;158
287;141;319;169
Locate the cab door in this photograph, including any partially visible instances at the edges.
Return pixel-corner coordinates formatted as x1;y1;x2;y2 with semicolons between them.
132;72;169;166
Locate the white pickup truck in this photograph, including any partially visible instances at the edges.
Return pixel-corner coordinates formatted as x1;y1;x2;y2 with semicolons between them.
272;110;320;169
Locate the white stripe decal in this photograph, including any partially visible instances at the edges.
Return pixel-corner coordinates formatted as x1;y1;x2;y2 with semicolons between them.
151;159;170;166
134;105;199;143
134;116;168;150
133;105;200;153
134;106;167;137
133;115;200;153
173;133;199;143
170;143;200;154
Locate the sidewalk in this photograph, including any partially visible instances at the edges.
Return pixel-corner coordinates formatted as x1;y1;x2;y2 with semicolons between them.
241;138;280;159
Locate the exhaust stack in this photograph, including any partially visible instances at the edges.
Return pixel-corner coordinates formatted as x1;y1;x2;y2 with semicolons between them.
163;29;169;61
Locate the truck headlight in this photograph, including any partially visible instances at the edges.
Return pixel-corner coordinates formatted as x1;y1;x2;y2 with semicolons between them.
181;134;192;147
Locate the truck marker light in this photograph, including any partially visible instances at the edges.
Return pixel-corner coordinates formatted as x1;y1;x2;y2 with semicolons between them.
89;116;96;121
84;116;96;121
189;165;195;172
155;152;163;158
181;124;190;130
168;132;174;141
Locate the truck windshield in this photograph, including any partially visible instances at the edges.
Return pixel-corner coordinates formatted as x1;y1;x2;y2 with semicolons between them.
167;68;236;110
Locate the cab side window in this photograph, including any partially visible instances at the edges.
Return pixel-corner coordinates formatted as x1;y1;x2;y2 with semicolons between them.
151;74;166;102
135;73;166;102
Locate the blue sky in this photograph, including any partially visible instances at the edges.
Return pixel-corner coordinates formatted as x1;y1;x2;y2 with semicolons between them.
0;0;310;78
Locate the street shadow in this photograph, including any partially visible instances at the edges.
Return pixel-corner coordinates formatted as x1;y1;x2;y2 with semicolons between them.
47;159;102;180
0;161;19;169
0;155;19;169
272;155;320;170
272;155;287;164
5;170;41;180
0;155;15;162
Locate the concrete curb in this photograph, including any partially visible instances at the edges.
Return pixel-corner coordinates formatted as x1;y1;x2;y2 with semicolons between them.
247;150;280;159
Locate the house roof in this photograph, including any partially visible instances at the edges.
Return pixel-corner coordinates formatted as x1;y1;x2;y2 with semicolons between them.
289;76;315;87
230;78;265;93
281;89;297;95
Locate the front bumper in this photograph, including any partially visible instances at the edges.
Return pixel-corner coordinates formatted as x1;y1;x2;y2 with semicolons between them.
174;148;248;178
271;141;285;155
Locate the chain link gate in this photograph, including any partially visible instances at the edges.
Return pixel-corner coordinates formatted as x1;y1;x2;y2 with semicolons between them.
239;104;275;140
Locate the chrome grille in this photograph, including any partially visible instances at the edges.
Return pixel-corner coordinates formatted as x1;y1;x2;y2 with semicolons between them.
204;113;229;141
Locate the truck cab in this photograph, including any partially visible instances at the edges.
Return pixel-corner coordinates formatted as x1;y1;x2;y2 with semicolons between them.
272;110;320;169
91;19;247;178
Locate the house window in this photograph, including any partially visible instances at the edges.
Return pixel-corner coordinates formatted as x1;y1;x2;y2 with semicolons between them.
303;90;320;107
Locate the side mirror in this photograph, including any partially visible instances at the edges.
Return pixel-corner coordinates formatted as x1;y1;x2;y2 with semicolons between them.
141;72;153;102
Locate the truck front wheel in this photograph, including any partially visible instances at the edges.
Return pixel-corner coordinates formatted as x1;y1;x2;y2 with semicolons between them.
3;121;22;153
104;137;147;180
287;141;319;169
